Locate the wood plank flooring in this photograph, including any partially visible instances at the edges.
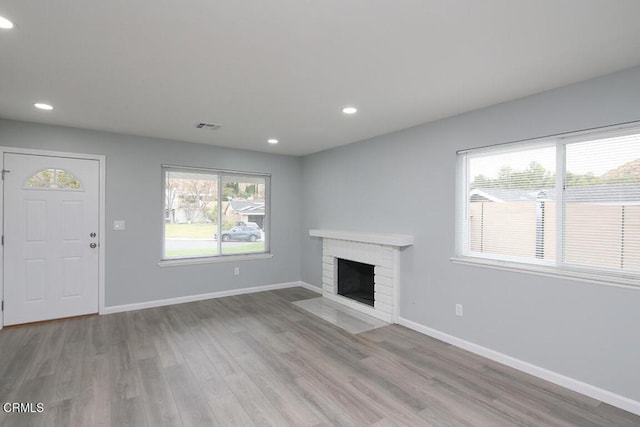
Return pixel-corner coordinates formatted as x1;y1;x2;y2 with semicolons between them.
1;287;638;426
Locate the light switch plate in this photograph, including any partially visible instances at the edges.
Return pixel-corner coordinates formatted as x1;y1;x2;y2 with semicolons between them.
113;220;126;231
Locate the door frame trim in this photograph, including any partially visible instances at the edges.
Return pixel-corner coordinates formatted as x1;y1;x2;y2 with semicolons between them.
0;146;106;330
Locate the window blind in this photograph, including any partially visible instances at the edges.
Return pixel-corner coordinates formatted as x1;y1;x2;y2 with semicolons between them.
465;145;556;264
458;124;640;282
563;133;640;273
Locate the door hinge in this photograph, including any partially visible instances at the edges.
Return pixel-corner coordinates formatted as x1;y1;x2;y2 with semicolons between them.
1;235;3;246
1;169;10;180
1;301;3;311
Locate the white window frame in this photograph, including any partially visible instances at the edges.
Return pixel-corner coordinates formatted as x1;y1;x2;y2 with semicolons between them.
159;165;271;265
453;122;640;290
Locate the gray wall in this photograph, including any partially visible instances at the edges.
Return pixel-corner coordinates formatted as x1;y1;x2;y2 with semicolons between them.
301;66;640;401
2;66;639;404
0;119;302;307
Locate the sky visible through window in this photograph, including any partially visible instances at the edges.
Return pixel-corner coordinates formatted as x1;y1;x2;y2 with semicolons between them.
470;133;640;180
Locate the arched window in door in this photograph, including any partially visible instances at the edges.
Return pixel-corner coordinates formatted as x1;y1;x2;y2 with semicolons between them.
24;168;83;190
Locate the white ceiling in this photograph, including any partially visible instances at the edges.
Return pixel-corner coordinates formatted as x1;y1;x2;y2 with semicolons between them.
1;1;640;156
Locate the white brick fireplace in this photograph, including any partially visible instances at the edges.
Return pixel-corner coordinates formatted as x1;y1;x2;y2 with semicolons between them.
309;229;414;323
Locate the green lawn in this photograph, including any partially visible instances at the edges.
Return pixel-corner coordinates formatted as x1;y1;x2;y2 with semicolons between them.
164;248;218;257
165;242;265;258
222;242;265;254
165;223;216;238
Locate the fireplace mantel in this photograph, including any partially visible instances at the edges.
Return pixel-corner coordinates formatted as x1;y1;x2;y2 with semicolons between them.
309;229;414;247
310;229;413;323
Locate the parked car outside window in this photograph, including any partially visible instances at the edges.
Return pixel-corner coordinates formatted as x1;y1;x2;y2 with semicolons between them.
236;221;261;230
216;226;262;242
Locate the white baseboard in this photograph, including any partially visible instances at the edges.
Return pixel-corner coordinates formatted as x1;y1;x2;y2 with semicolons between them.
101;281;307;315
298;281;322;293
399;317;640;416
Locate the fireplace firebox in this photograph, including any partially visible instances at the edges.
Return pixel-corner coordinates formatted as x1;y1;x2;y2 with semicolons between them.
337;258;374;307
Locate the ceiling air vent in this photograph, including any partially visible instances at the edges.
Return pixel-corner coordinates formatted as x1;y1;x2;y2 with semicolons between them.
195;122;222;130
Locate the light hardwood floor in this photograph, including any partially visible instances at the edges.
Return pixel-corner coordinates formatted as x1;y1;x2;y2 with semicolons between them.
1;287;638;426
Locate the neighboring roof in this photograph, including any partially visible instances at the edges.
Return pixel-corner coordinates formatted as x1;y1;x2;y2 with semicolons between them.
228;199;265;215
471;188;553;203
472;184;640;204
565;184;640;204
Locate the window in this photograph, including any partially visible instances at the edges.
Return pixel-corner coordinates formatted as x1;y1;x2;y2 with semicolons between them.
163;166;269;260
457;124;640;284
25;168;82;190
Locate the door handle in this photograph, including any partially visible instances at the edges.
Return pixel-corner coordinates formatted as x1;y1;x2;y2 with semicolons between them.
89;243;97;248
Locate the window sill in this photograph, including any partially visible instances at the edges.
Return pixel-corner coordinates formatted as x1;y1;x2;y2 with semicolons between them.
158;253;273;267
450;256;640;291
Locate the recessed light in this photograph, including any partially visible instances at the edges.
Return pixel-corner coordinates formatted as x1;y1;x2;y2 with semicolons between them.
267;138;279;144
34;103;54;111
0;16;14;29
342;106;357;114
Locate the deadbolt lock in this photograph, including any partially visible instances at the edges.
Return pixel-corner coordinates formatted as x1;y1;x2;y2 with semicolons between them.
89;243;97;248
90;232;97;238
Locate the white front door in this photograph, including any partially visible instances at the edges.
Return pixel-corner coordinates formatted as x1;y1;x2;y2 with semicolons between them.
3;153;100;325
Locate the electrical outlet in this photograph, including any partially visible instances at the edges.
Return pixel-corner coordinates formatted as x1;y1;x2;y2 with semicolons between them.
234;267;240;276
455;304;463;317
